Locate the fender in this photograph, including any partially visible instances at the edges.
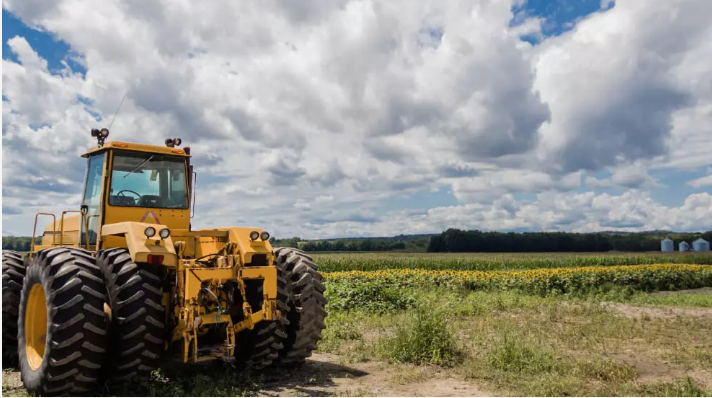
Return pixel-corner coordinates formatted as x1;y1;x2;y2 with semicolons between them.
101;222;177;266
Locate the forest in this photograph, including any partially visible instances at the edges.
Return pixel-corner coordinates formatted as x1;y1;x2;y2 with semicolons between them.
426;229;712;252
4;229;711;253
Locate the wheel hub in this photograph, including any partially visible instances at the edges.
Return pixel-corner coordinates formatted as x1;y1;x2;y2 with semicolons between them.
25;283;47;370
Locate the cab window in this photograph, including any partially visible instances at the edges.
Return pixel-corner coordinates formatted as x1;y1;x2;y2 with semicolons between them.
109;151;189;209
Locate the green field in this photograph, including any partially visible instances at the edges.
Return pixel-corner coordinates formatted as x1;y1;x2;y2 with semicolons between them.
315;251;712;396
312;251;712;272
4;251;712;397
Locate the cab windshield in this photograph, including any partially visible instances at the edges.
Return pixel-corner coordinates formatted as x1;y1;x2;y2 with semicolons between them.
109;151;189;209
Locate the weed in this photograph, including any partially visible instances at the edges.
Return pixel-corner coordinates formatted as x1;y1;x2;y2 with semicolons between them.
638;377;711;397
488;334;559;374
378;305;462;366
326;282;417;314
319;312;363;353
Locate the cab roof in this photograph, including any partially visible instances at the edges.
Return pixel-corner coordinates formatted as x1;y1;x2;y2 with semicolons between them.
82;141;191;158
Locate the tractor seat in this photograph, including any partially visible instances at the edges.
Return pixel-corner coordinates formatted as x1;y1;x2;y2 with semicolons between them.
138;195;165;207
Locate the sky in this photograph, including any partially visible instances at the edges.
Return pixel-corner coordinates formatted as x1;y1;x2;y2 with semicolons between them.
1;0;711;239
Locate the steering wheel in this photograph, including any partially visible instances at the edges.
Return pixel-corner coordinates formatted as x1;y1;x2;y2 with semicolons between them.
117;190;142;200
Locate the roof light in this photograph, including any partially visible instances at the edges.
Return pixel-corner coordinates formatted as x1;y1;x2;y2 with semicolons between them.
165;138;183;148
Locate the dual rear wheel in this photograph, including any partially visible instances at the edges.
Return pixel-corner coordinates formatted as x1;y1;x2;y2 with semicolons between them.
2;248;164;395
17;248;107;395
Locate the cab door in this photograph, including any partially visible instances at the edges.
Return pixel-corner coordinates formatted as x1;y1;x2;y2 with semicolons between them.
80;152;106;249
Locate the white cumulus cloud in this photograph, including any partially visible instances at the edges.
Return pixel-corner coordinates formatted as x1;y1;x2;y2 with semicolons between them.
2;0;712;237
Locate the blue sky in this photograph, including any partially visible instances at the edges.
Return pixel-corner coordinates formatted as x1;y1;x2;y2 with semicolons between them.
2;9;86;76
2;0;711;238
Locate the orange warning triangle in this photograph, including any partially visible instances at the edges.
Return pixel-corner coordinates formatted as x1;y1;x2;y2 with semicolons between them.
140;211;161;224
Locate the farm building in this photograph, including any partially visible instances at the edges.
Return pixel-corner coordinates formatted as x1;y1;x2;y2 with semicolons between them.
693;238;710;252
661;238;674;252
679;241;690;251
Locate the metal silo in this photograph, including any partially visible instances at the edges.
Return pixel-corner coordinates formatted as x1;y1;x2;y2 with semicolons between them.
661;238;674;252
679;241;690;252
693;238;710;252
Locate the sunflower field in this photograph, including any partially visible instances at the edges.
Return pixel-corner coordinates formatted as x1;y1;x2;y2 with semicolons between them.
323;264;712;296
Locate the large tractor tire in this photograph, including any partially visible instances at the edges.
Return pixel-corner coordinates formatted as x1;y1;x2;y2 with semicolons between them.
18;248;108;395
232;277;289;369
273;248;327;366
97;248;164;383
2;250;26;364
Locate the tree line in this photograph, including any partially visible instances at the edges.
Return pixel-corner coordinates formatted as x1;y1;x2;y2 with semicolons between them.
5;229;711;253
271;236;431;252
2;236;41;252
427;229;712;253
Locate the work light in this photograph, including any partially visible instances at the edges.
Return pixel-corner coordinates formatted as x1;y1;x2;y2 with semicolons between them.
144;226;156;238
250;231;260;240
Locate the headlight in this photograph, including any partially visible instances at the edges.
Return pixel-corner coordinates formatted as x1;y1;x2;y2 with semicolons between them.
159;228;171;239
249;231;260;240
144;226;156;238
260;231;270;241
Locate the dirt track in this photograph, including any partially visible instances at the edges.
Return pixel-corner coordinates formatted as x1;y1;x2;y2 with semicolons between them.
259;353;490;397
2;353;490;397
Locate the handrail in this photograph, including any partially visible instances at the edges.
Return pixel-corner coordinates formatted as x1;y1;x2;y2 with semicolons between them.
60;210;89;250
31;213;56;257
191;171;197;219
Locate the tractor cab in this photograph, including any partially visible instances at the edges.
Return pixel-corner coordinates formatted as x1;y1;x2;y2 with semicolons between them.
35;130;194;251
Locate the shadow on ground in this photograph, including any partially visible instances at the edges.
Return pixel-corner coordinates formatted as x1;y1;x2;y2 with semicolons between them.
260;357;369;397
2;356;368;397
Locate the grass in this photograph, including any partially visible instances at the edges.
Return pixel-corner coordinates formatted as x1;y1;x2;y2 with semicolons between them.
325;281;417;313
2;363;263;397
377;304;463;366
312;251;712;272
639;378;712;397
319;286;712;396
606;290;712;308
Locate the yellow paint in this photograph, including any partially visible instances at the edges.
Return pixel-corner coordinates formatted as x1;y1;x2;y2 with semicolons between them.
241;267;277;297
184;268;234;301
82;141;191;158
101;222;177;266
27;137;284;365
25;284;47;370
102;204;191;236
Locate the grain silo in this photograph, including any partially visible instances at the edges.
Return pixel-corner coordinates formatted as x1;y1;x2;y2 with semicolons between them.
661;238;674;252
693;238;710;252
679;241;690;252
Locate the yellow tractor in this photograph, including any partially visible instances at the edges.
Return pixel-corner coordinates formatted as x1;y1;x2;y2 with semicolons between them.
1;129;327;395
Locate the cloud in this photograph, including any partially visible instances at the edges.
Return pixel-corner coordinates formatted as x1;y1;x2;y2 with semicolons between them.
534;0;712;172
687;170;712;189
451;169;582;202
586;161;663;190
3;0;712;238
